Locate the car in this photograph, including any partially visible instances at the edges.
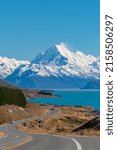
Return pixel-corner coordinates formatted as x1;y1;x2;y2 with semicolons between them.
51;107;54;110
10;121;15;124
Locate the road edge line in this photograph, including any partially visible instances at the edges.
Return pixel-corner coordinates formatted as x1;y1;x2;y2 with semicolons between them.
4;137;32;150
47;134;82;150
70;138;82;150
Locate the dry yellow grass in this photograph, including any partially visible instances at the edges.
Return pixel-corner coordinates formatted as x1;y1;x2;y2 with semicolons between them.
0;103;49;124
75;129;100;136
0;132;6;139
17;106;100;136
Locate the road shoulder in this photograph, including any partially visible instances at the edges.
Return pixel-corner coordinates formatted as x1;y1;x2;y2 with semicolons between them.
0;132;6;139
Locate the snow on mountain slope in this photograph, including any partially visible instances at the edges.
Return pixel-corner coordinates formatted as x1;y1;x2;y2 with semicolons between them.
5;43;100;89
32;43;99;78
0;56;30;79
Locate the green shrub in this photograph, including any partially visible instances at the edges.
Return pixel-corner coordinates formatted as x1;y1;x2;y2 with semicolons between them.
0;86;26;107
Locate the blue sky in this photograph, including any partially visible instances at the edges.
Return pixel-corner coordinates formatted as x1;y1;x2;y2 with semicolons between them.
0;0;100;60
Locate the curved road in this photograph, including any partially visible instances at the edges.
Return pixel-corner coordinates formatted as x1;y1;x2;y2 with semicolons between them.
0;107;99;150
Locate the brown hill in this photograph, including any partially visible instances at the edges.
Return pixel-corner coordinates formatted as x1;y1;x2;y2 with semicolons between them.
0;78;14;87
71;116;100;132
0;103;49;125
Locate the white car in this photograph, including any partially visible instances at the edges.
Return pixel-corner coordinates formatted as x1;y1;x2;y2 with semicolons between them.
10;121;15;124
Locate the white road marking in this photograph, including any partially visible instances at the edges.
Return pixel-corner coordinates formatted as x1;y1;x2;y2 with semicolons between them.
71;138;82;150
51;134;82;150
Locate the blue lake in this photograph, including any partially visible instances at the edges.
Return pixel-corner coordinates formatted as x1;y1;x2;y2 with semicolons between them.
28;90;100;110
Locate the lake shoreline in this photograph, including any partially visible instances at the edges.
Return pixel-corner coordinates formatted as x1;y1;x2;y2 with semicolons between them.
28;90;100;111
37;88;100;92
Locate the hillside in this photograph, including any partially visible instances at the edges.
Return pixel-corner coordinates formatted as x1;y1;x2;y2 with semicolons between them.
17;106;100;136
0;78;16;88
82;80;100;89
71;116;100;132
0;78;10;86
0;103;49;125
0;86;26;107
0;78;55;99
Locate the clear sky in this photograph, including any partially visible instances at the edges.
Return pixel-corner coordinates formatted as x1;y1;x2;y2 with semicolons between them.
0;0;100;60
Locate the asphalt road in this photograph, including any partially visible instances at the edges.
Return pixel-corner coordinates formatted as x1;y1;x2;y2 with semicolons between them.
0;107;100;150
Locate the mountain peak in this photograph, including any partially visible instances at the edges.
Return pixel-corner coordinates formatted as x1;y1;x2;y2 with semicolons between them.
44;42;70;55
54;43;70;56
33;43;70;66
55;42;68;50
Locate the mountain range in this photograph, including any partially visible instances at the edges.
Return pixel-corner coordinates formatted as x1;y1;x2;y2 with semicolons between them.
0;43;100;89
0;56;30;79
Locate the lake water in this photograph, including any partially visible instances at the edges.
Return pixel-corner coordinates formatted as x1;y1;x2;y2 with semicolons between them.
28;90;100;110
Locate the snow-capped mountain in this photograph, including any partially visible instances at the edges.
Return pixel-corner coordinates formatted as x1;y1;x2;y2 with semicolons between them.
31;43;99;78
0;56;30;79
5;43;100;89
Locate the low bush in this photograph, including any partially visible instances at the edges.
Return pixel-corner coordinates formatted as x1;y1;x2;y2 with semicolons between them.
0;86;26;107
